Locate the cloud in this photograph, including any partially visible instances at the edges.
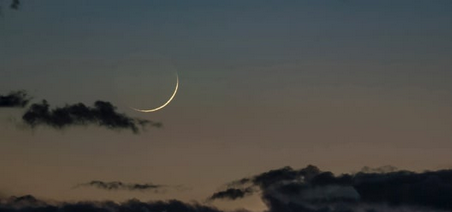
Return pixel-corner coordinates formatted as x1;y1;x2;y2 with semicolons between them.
210;165;452;212
76;180;165;192
0;90;161;133
209;187;254;201
0;195;230;212
21;100;161;133
2;165;452;212
0;193;444;212
0;90;31;108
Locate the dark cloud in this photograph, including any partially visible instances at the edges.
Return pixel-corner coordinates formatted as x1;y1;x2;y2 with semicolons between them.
210;165;452;212
209;187;254;201
0;195;229;212
0;90;31;108
21;100;161;133
0;90;161;133
77;180;165;192
0;194;443;212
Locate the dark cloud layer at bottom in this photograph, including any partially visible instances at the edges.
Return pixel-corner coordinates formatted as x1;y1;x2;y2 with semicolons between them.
0;193;447;212
0;195;229;212
209;165;452;212
2;165;452;212
76;180;165;192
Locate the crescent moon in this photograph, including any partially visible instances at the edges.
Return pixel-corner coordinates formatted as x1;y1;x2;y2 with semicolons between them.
130;73;179;113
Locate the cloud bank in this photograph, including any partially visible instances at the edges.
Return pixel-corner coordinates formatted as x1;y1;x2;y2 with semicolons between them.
2;165;452;212
0;195;229;212
210;165;452;212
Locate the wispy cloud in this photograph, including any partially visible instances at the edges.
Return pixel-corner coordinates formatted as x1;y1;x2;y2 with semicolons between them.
21;100;160;133
1;90;161;133
76;180;165;192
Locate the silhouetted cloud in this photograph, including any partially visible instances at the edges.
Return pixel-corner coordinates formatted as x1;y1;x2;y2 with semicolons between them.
21;100;161;133
0;90;31;108
210;165;452;212
77;180;165;192
209;188;254;201
0;90;161;133
0;195;230;212
2;165;452;212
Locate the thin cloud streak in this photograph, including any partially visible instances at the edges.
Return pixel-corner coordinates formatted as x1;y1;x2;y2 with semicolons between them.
76;180;165;192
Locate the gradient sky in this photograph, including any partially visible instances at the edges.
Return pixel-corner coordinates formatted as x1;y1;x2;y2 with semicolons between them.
1;1;452;211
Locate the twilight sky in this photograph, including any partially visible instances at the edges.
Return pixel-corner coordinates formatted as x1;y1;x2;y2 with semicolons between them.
1;1;452;212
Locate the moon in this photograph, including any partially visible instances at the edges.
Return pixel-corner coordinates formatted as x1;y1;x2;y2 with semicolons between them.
130;73;179;113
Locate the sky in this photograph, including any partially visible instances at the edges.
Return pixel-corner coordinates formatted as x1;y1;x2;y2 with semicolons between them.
1;1;452;212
